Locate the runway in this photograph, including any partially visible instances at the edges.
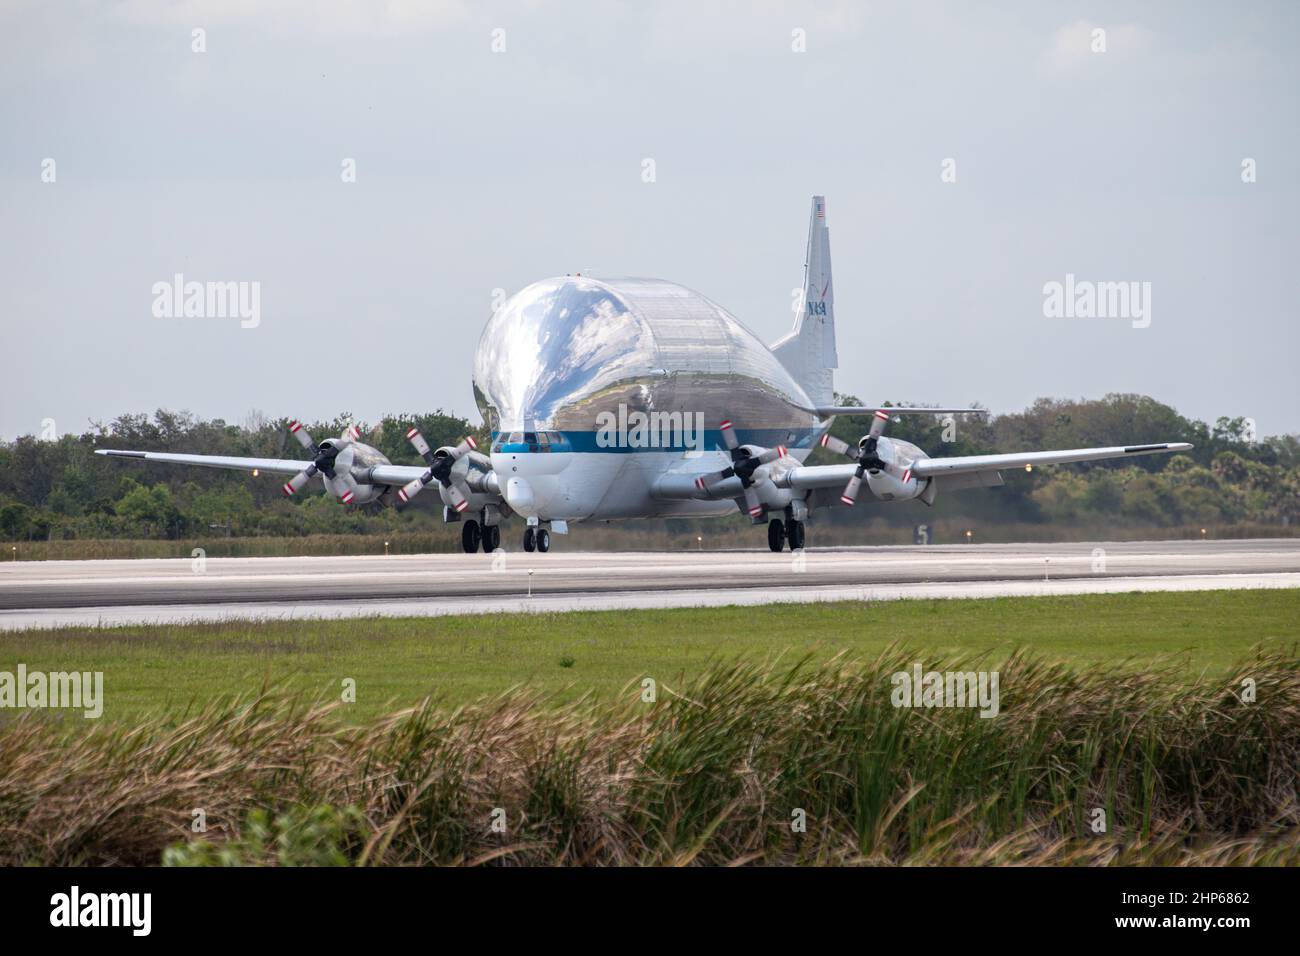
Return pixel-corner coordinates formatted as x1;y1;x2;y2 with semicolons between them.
2;538;1297;630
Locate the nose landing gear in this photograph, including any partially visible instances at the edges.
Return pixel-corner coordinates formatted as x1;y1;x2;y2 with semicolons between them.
522;527;551;552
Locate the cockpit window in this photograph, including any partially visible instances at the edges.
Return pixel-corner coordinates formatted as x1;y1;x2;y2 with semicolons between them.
492;429;569;453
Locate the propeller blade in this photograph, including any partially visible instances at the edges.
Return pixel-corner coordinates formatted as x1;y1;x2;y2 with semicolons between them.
406;427;433;461
840;472;863;506
869;409;891;440
339;488;356;505
445;481;470;513
743;484;763;518
288;420;316;452
719;419;739;451
819;433;859;459
450;436;478;459
396;473;430;504
281;465;317;497
753;444;788;466
343;424;363;443
694;468;733;491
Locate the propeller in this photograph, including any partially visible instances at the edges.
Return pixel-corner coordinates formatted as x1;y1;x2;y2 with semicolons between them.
819;410;912;506
395;428;479;513
281;421;363;502
694;419;788;518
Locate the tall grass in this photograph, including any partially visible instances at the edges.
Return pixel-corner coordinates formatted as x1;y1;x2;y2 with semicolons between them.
1;648;1297;865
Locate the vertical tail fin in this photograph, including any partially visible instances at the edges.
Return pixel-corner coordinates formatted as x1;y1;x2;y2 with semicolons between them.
772;195;837;406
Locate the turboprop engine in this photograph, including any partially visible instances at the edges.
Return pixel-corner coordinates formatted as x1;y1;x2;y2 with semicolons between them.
281;421;390;506
695;418;788;517
393;428;494;513
820;410;927;504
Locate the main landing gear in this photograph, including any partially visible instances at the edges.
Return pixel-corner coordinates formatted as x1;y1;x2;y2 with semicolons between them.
463;519;550;554
461;519;501;553
767;517;805;552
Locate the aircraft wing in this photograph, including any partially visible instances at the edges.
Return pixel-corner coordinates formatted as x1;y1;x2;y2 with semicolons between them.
910;442;1193;477
778;442;1192;490
94;449;428;485
367;464;449;486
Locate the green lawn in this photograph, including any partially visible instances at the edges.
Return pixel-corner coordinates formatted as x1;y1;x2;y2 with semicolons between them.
3;589;1297;721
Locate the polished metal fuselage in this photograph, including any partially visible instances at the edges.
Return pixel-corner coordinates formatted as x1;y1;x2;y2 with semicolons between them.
472;276;824;521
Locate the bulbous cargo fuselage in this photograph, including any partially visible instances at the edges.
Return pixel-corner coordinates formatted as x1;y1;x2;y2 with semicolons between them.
472;276;823;520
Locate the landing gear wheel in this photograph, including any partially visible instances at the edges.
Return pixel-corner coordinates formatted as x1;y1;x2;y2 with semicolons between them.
785;519;805;551
523;527;536;552
462;520;481;554
536;528;551;553
481;524;500;552
767;518;786;553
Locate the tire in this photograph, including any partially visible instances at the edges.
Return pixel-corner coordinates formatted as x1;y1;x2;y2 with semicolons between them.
462;520;481;554
785;519;805;551
767;518;785;553
536;528;550;553
523;527;536;552
481;524;500;552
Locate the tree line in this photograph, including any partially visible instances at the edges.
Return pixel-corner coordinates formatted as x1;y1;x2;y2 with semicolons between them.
818;393;1299;529
0;394;1296;542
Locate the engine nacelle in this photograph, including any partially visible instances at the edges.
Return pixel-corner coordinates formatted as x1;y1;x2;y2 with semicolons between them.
863;437;925;502
864;468;921;502
323;439;391;505
435;448;501;516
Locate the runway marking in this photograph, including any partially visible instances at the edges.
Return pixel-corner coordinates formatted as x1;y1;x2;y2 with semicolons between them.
5;548;1299;588
2;572;1297;631
3;541;1297;627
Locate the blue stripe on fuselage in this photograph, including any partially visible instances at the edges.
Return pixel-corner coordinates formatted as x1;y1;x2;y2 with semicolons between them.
492;428;820;454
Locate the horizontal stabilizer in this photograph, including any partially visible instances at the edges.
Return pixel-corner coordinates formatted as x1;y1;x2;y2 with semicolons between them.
812;406;989;418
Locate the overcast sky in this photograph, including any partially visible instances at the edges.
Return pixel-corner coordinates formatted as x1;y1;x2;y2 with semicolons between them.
2;0;1297;441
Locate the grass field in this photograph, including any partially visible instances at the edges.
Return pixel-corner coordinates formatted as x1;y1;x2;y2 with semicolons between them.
3;589;1298;721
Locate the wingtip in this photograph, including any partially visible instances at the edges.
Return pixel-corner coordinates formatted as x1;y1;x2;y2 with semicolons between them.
94;449;145;459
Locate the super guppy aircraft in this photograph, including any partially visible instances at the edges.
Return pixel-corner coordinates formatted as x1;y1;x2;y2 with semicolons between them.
98;196;1192;554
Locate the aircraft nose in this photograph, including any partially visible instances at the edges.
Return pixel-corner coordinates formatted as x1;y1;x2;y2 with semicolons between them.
505;476;537;516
